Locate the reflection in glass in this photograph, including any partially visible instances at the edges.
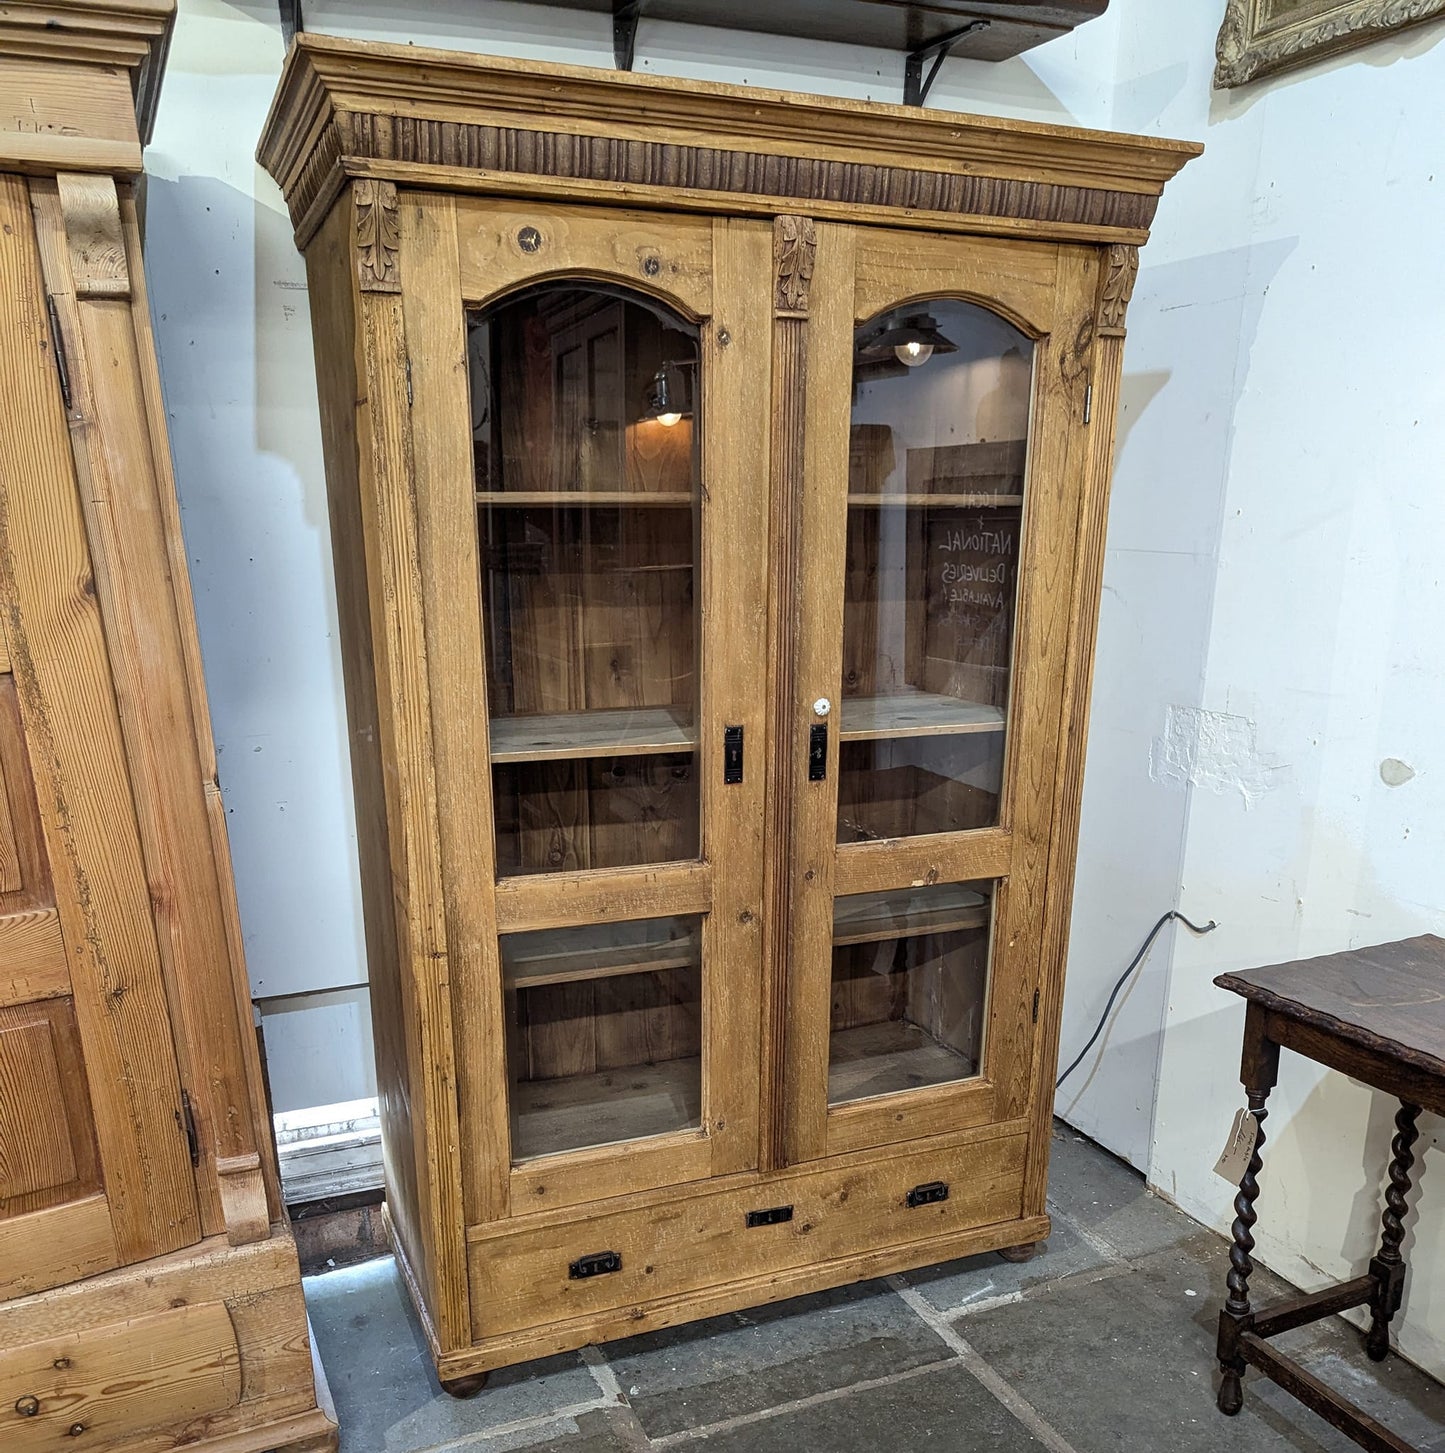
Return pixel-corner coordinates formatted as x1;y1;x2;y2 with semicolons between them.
468;284;702;875
840;299;1033;841
828;880;994;1106
502;915;703;1160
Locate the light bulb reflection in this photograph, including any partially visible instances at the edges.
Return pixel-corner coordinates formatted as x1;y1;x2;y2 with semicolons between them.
656;411;683;427
895;340;934;367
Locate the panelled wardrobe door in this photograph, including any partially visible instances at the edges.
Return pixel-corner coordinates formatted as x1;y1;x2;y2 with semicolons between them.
780;225;1099;1166
0;175;200;1300
406;198;773;1226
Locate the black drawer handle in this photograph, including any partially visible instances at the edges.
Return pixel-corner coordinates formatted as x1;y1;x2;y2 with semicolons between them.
907;1181;949;1209
745;1204;794;1228
569;1250;622;1279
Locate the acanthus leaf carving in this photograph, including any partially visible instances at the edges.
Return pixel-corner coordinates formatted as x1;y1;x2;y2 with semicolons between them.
354;178;400;292
1098;244;1139;335
775;214;817;314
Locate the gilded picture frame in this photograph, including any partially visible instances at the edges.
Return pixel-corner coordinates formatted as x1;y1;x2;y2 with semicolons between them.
1215;0;1445;86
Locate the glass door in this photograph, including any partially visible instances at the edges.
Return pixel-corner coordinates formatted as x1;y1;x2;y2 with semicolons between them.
781;224;1097;1163
440;203;771;1216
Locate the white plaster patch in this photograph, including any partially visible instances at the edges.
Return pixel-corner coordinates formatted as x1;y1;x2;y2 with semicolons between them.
1380;757;1416;787
1150;705;1279;809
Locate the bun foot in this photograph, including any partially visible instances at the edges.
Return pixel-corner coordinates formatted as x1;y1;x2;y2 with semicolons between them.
997;1241;1042;1264
1217;1369;1243;1416
440;1372;489;1399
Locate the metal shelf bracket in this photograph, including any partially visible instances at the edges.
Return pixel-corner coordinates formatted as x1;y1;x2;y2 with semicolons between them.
903;19;991;106
613;0;644;70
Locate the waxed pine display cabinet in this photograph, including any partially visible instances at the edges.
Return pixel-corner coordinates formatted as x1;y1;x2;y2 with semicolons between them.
0;6;335;1450
259;35;1198;1392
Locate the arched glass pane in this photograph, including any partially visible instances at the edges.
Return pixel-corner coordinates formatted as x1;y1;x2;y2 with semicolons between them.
468;283;702;876
837;298;1033;846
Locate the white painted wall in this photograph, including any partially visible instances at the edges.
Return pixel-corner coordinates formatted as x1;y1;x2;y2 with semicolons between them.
143;0;1445;1378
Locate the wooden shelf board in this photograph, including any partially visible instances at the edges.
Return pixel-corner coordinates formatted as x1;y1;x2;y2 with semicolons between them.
476;491;694;507
847;494;1024;508
503;928;701;989
833;884;988;946
839;690;1005;741
490;705;696;764
512;1056;701;1161
827;1021;978;1106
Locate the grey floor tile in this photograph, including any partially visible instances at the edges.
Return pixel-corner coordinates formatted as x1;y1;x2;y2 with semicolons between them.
901;1200;1112;1314
600;1278;950;1439
307;1257;601;1453
493;1408;643;1452
1046;1123;1202;1260
687;1360;1045;1452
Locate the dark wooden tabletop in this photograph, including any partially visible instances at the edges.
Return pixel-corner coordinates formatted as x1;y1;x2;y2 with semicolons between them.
1215;935;1445;1080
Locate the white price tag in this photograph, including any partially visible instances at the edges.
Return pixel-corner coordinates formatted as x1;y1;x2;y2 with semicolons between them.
1213;1107;1259;1185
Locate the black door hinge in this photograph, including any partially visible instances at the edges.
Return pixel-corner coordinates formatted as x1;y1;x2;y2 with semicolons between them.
1032;988;1040;1024
45;294;72;411
179;1090;201;1166
1084;383;1094;425
405;355;414;408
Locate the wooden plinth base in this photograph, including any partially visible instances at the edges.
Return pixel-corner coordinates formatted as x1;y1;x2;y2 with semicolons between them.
0;1225;338;1453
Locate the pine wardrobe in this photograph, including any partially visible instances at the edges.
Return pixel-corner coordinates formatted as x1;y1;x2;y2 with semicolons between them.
259;35;1198;1392
0;5;335;1450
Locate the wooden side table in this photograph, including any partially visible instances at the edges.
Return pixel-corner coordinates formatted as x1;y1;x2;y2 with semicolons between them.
1214;935;1445;1452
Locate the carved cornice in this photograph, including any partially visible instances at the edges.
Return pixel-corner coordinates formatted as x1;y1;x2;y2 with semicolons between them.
259;35;1201;250
1215;0;1445;87
353;179;400;293
774;215;817;315
1097;244;1138;336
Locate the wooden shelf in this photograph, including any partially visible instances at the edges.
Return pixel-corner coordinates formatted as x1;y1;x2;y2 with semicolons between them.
475;491;693;507
847;494;1023;508
839;690;1005;741
512;1057;701;1161
828;1021;978;1105
503;924;701;989
833;884;988;946
490;706;696;764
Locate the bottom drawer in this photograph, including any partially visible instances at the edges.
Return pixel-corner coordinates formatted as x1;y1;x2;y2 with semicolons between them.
1;1301;240;1450
469;1131;1026;1339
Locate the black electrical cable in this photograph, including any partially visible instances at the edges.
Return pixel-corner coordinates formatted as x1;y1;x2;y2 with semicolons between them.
1055;909;1218;1090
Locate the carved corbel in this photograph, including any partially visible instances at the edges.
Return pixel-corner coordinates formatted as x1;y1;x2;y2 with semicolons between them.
354;178;401;292
774;214;817;316
1097;244;1139;337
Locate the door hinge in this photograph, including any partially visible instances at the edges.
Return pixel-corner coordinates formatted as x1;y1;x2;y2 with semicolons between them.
1083;383;1093;425
179;1089;201;1166
45;294;72;411
405;355;414;408
1032;988;1040;1024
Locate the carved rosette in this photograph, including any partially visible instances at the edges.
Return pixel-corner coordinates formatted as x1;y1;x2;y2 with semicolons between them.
1097;244;1139;337
774;215;817;316
354;178;400;292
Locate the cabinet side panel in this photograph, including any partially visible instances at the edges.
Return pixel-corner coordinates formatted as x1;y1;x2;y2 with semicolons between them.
1025;245;1115;1213
303;201;423;1308
117;184;284;1227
